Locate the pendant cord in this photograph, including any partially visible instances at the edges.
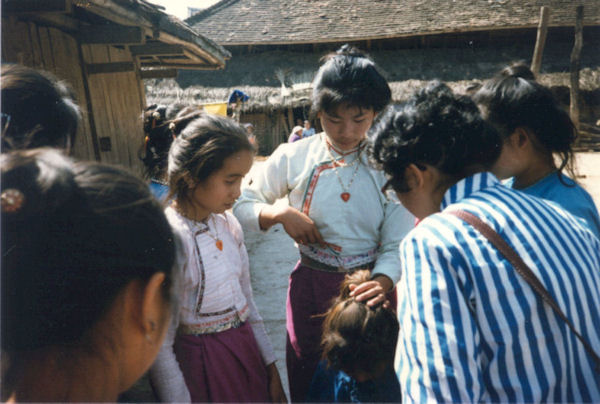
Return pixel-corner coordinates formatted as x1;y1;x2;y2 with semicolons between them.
325;141;363;198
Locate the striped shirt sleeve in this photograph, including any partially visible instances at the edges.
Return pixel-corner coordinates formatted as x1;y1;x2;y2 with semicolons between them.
397;222;486;403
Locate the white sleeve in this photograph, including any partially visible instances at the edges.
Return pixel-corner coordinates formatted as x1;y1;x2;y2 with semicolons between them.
148;312;191;402
233;144;291;232
148;232;191;402
372;195;415;284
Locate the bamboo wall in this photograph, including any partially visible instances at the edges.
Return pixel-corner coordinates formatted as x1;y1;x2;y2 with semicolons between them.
1;17;146;176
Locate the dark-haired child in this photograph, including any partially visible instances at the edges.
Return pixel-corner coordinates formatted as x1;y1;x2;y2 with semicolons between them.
1;148;175;402
1;64;81;152
234;44;413;401
473;64;600;238
141;103;193;201
149;113;286;402
369;81;600;402
307;270;401;403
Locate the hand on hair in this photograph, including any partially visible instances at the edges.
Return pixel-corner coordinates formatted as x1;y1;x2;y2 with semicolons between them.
266;362;288;403
350;275;393;307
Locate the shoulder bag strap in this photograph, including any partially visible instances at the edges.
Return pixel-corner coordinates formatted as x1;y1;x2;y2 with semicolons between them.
449;209;600;370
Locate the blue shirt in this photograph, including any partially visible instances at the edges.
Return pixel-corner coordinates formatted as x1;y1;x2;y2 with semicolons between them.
303;127;316;137
397;172;600;403
149;180;168;202
308;361;401;403
507;172;600;239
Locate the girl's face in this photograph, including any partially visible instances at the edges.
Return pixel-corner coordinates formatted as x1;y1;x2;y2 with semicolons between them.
188;150;253;220
319;104;376;151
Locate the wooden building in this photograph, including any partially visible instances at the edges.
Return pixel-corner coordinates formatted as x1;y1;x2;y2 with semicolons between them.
145;0;599;154
1;0;230;174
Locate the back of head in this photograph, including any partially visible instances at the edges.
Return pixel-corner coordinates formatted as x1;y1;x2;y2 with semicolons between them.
1;149;175;353
141;103;188;180
311;45;391;116
1;64;81;152
498;61;536;81
369;81;501;193
321;270;399;376
473;69;576;174
167;113;253;204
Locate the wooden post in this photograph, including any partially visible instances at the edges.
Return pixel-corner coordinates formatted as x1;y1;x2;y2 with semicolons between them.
531;6;550;76
287;107;294;135
570;5;584;130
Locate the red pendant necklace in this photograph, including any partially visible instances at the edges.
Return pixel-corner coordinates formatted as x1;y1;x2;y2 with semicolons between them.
204;215;223;251
325;141;364;202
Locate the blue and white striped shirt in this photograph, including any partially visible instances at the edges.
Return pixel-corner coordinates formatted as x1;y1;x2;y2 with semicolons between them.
396;172;600;403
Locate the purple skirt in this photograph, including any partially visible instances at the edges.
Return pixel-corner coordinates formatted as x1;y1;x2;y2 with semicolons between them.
174;321;269;402
285;261;397;402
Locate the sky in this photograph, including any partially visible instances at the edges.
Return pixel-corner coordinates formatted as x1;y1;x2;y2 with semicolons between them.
146;0;221;20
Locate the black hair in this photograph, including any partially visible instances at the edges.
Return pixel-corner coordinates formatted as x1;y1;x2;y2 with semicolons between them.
310;45;391;117
473;69;577;180
1;148;176;352
498;61;536;81
321;270;399;376
369;81;502;193
166;113;253;207
140;103;187;180
1;64;81;152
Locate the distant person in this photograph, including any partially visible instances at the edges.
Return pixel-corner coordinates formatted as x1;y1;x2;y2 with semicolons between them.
150;113;286;403
473;64;600;238
234;44;413;401
243;122;258;148
302;120;316;137
307;270;401;403
1;64;80;152
288;125;304;143
369;81;600;402
1;148;176;402
142;103;188;201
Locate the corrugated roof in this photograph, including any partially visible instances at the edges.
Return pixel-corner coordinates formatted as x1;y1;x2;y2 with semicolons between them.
187;0;600;45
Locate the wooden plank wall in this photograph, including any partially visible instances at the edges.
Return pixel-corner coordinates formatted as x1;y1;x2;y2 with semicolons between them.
1;17;147;176
80;44;146;175
1;17;96;161
241;111;288;155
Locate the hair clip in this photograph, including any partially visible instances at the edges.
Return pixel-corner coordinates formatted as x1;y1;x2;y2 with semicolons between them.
1;188;25;213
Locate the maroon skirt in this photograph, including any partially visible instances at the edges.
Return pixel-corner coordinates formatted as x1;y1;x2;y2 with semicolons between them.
285;261;397;402
174;321;269;402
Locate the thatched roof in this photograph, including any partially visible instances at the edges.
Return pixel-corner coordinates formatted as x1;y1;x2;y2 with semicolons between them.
187;0;600;46
145;67;600;112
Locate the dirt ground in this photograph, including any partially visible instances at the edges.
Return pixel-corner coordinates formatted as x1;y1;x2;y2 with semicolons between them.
574;152;600;207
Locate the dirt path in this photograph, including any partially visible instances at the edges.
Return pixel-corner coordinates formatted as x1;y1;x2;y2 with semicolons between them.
575;152;600;206
246;223;296;396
